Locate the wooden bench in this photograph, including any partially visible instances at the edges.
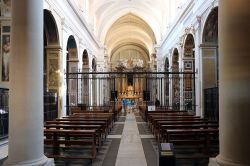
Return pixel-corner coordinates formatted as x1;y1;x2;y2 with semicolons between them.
69;113;113;127
164;128;219;164
71;112;114;126
150;116;201;133
44;129;97;161
56;117;111;135
45;120;108;138
151;118;205;138
44;124;103;146
167;128;218;151
161;123;218;142
148;113;193;124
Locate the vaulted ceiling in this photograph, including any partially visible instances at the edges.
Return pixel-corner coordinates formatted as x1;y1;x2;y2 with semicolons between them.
72;0;183;63
93;0;168;63
105;13;156;61
94;0;165;44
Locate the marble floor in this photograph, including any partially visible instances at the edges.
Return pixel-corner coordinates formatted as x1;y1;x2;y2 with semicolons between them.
115;112;148;166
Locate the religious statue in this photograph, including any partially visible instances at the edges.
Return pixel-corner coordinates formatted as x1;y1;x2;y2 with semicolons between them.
127;85;134;96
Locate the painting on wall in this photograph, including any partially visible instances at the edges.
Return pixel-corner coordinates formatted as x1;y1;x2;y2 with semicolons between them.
1;34;10;82
184;61;193;71
48;58;59;88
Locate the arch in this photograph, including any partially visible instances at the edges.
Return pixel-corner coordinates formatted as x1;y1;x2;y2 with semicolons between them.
201;7;219;120
82;49;90;106
202;7;218;43
67;35;77;51
165;57;169;72
92;58;97;72
105;13;156;71
82;49;89;67
183;34;195;111
172;48;180;110
43;9;60;121
66;35;79;114
43;9;60;91
44;9;59;45
66;35;78;60
164;57;170;106
99;9;160;44
110;42;149;60
184;34;195;58
108;35;152;57
82;49;89;65
111;44;149;62
172;48;179;71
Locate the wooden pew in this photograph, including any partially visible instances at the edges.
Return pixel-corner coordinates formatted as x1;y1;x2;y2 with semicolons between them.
152;117;205;138
70;112;113;125
56;117;111;135
72;112;114;126
44;124;103;146
44;129;97;161
45;120;108;138
161;123;218;142
150;116;201;133
165;128;219;155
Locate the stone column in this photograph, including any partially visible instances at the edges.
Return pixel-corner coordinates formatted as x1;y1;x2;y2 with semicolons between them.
4;0;54;165
210;0;250;165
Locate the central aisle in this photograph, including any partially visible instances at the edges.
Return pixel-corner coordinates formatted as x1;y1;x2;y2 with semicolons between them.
115;112;147;166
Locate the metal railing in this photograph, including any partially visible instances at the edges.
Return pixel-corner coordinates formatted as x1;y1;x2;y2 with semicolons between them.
65;71;196;114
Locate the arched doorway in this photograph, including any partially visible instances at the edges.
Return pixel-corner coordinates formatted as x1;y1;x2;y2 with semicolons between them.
43;9;61;121
66;35;78;115
183;34;195;111
201;7;219;120
172;48;180;110
164;57;169;107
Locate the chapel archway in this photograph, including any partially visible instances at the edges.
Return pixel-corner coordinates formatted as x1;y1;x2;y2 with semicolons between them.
183;34;195;111
43;9;60;120
81;49;90;106
66;35;78;114
202;7;219;120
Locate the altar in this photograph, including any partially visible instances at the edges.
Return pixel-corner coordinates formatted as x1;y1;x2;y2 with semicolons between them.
118;85;142;100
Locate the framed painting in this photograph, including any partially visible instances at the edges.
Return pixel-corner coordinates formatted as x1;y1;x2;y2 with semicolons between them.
1;34;10;81
184;61;193;71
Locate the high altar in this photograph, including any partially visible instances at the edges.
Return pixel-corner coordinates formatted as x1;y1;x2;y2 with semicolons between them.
113;56;145;100
118;85;142;99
